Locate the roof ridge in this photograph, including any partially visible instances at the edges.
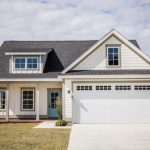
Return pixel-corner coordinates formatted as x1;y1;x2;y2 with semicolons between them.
4;40;98;42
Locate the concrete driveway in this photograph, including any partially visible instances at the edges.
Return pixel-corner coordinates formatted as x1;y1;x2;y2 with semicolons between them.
67;124;150;150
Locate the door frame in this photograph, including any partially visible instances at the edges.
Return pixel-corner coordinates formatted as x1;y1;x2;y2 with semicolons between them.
47;88;62;118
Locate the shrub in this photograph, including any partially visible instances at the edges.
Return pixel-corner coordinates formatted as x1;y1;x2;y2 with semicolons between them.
55;120;68;126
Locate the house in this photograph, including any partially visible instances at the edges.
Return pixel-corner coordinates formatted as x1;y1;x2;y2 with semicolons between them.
0;29;150;123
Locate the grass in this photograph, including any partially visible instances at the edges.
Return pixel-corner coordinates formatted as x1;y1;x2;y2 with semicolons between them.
0;123;71;150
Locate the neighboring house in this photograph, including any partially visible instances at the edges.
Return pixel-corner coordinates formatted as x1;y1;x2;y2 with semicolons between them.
0;29;150;123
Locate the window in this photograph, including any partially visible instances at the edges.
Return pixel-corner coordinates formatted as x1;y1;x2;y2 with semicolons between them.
14;57;38;69
15;58;25;69
21;89;34;110
0;90;6;109
96;86;111;90
77;86;92;91
107;47;120;67
27;58;38;69
134;85;150;90
115;86;131;90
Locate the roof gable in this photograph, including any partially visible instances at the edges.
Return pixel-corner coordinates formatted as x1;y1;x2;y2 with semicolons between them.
61;29;150;74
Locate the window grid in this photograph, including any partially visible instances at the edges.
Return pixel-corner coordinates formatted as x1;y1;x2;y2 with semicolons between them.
134;85;150;90
22;89;34;110
50;92;59;109
107;47;120;66
96;86;111;90
115;86;131;90
14;57;38;69
77;86;92;91
0;90;5;109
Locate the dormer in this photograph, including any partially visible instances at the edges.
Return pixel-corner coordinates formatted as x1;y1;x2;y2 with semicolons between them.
5;51;47;74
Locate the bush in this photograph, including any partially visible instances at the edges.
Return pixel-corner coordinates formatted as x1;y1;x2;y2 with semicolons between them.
55;120;68;126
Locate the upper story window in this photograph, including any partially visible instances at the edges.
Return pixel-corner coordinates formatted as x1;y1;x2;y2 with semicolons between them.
14;57;38;69
107;46;120;67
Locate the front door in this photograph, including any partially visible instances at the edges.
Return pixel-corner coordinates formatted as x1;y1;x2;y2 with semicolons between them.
48;89;61;118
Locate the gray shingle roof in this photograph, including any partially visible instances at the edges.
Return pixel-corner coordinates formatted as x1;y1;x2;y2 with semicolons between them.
0;39;144;79
0;40;97;78
64;70;150;75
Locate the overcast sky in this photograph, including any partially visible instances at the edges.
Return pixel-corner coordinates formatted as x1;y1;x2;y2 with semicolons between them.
0;0;150;54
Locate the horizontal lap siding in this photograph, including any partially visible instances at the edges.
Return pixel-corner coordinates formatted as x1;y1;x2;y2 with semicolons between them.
73;36;150;70
63;80;72;120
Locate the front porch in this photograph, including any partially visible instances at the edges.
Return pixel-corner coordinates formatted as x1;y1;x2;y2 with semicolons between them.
0;81;62;121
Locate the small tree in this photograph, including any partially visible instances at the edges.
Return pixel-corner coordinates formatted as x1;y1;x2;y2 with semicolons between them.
55;97;62;120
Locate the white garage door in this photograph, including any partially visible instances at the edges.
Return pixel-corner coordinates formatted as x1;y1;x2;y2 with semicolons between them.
73;83;150;123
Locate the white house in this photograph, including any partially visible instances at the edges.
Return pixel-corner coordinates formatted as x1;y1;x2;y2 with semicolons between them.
0;29;150;123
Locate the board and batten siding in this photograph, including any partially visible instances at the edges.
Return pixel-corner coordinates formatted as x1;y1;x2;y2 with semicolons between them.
0;82;62;117
73;36;150;70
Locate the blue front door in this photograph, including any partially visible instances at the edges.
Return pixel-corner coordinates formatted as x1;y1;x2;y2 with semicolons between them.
48;89;61;118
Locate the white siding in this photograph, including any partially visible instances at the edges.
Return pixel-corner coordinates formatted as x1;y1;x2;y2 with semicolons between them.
0;82;62;117
73;36;150;70
63;79;72;120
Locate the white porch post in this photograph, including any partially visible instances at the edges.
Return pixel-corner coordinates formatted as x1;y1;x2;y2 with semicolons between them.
6;85;10;121
36;83;40;121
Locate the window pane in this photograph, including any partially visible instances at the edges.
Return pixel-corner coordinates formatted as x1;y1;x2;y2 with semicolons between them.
15;59;20;63
28;105;33;109
21;64;25;68
15;64;20;68
28;100;33;105
23;105;27;109
27;64;32;68
108;54;113;60
108;48;113;53
33;59;37;63
114;60;118;65
28;95;33;99
114;48;118;53
21;59;25;63
114;53;118;59
27;58;32;63
33;64;37;68
23;100;28;105
108;60;113;65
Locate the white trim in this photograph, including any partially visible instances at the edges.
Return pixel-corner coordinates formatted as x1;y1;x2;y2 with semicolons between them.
14;56;39;70
5;52;47;55
36;84;40;121
5;85;9;121
61;29;150;74
0;78;62;81
106;46;121;67
58;74;150;79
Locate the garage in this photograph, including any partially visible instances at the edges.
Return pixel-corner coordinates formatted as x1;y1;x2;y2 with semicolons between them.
73;83;150;123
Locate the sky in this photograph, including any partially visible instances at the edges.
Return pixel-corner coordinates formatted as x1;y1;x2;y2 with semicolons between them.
0;0;150;54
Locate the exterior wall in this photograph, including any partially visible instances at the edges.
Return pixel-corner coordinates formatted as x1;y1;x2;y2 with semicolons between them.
73;36;150;70
62;79;72;120
0;82;62;118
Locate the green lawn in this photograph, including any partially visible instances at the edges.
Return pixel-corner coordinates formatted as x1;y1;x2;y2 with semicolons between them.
0;123;71;150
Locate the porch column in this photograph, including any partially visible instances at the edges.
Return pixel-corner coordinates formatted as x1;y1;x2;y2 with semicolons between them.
36;83;40;121
5;85;10;121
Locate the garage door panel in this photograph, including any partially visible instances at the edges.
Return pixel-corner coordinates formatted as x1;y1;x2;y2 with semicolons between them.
73;83;150;123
